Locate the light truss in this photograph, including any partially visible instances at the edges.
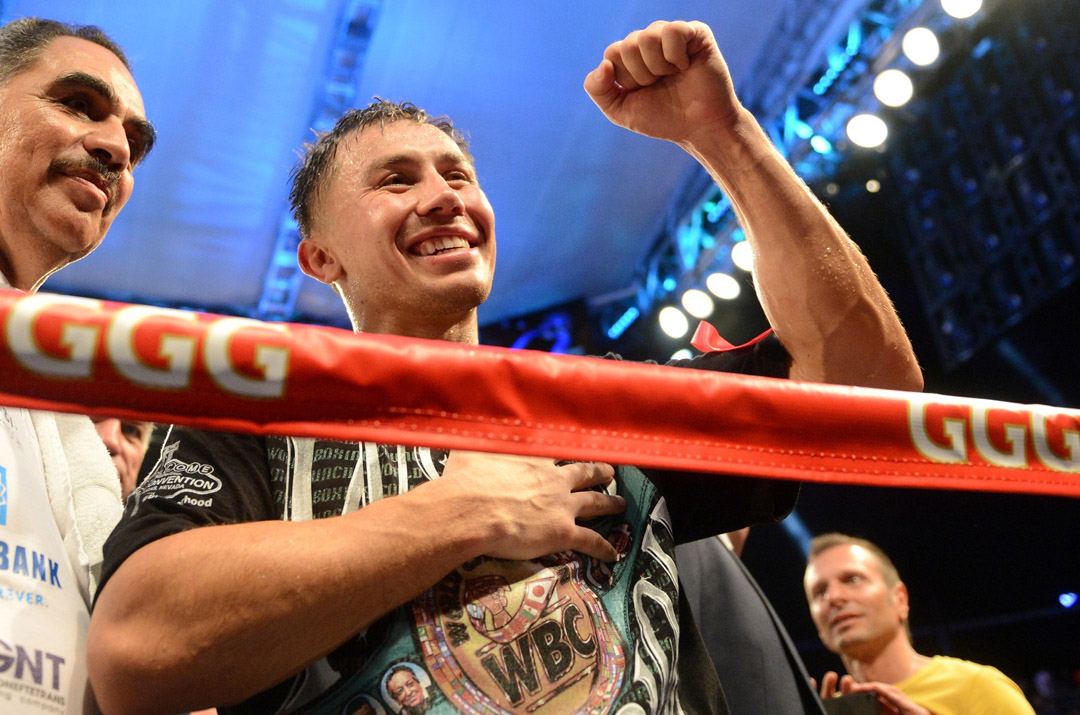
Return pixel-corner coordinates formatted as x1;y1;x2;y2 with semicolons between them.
256;0;382;321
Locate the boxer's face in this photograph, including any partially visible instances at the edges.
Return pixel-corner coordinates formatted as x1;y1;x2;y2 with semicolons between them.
304;120;495;334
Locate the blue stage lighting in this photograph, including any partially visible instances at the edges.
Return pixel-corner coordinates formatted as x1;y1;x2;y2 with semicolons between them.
677;224;703;270
846;21;863;56
810;135;834;154
702;194;731;223
1060;592;1078;609
780;510;813;557
972;37;993;59
606;306;640;340
784;106;814;140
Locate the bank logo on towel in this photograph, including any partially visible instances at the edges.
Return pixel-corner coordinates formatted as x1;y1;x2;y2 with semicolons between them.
0;465;7;525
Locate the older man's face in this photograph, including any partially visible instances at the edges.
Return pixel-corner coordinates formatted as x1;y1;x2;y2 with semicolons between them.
387;669;425;709
0;36;151;290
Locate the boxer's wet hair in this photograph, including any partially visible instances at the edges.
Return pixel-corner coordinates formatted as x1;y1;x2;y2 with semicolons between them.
290;98;472;239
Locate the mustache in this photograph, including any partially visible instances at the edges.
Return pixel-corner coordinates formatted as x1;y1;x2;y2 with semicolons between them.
50;156;121;211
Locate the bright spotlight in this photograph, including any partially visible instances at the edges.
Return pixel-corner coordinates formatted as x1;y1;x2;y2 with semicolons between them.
706;272;741;300
681;289;715;319
1061;592;1078;609
670;348;693;361
866;179;881;193
873;69;914;107
903;27;940;66
659;306;690;338
810;135;833;154
941;0;981;19
731;241;754;272
847;114;889;148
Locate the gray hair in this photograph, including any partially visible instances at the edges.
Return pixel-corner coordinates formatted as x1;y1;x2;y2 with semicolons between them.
0;17;130;86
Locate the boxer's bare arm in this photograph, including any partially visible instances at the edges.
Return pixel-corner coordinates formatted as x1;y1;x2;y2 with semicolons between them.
89;454;622;715
585;20;922;391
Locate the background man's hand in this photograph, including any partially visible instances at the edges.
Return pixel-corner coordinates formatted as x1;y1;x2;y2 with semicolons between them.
583;20;741;146
440;451;625;562
815;672;932;715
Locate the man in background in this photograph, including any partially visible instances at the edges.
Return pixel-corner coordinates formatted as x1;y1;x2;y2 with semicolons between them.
91;417;153;500
804;533;1035;714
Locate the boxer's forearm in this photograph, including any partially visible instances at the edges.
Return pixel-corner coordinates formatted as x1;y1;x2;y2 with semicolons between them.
682;108;922;391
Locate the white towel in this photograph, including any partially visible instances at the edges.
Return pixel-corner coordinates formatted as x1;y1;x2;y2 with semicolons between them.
30;410;122;606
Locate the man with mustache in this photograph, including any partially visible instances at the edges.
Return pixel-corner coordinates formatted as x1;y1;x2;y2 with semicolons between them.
0;17;154;713
804;533;1034;714
384;665;432;715
90;21;920;714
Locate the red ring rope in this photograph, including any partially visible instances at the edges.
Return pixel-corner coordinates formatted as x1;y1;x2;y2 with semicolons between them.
1;289;1076;498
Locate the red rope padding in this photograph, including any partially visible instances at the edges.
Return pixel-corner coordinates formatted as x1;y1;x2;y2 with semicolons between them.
1;290;1077;497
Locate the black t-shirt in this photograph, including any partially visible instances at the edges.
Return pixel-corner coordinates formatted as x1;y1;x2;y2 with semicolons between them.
100;337;796;714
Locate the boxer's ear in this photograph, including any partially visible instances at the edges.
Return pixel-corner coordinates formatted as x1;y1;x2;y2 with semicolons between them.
298;238;342;285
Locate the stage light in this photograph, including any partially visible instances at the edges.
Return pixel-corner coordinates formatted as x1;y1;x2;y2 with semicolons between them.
941;0;981;19
606;306;640;340
670;348;693;361
810;135;834;154
866;179;881;193
1061;592;1078;609
731;240;755;272
903;27;940;66
659;306;690;338
847;114;889;148
874;69;914;107
681;289;715;319
780;510;813;557
704;196;730;222
706;272;741;300
662;277;677;291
